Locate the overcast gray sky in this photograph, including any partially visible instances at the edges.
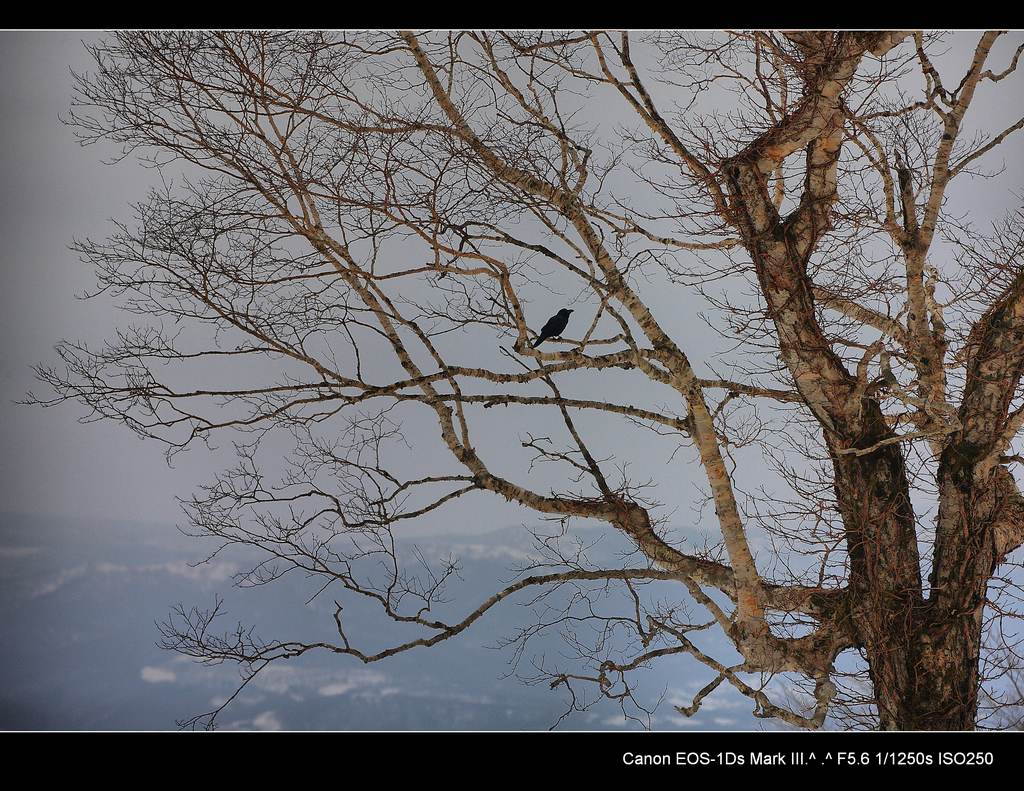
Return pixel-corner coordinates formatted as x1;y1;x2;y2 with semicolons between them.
0;32;216;524
2;30;1022;532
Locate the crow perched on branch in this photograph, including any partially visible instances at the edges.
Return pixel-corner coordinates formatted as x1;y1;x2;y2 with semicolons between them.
531;308;573;348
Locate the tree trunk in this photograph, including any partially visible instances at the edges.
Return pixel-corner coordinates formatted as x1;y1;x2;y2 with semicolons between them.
848;443;1009;730
901;605;985;730
897;453;1007;730
829;401;930;729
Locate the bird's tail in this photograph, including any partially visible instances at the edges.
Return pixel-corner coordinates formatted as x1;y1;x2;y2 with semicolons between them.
530;336;542;348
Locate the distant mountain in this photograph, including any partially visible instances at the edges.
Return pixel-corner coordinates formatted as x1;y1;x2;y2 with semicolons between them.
0;511;770;731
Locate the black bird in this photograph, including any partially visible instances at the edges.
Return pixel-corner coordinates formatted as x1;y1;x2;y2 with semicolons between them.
531;308;574;348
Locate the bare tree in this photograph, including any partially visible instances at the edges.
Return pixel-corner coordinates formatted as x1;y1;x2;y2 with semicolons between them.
30;29;1024;730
